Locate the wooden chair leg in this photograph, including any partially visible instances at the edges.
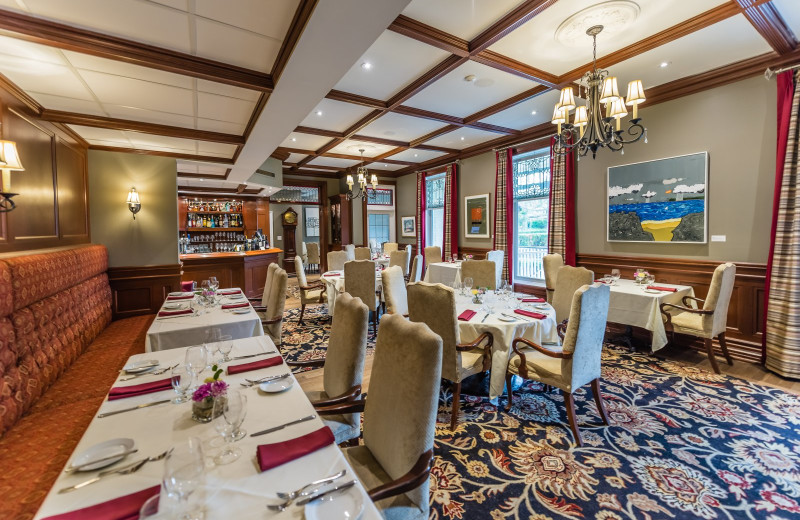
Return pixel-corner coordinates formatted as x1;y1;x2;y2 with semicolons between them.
299;304;306;325
718;332;733;366
563;390;583;447
591;379;609;425
705;337;721;374
505;373;514;410
450;381;461;431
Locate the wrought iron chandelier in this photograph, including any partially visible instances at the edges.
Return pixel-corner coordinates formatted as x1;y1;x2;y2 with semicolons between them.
345;149;378;201
552;25;647;159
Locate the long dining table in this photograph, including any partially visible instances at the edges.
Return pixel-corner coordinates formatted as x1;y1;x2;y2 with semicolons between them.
34;335;381;519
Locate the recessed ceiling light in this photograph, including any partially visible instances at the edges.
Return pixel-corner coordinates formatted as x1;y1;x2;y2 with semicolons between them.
291;137;296;142
531;110;537;115
199;178;204;181
660;61;669;68
361;62;372;70
460;136;465;141
464;74;477;83
414;153;418;157
316;110;323;116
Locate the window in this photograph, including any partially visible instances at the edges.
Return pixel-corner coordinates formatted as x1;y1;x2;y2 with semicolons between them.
367;185;396;248
425;174;445;249
513;149;550;282
368;213;390;245
369;188;393;206
270;186;320;204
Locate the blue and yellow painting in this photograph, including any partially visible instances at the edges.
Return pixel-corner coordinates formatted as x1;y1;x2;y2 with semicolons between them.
607;152;707;243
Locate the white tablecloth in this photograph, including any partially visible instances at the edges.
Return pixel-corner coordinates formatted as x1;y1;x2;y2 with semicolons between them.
454;293;559;400
425;261;462;286
320;271;383;316
146;290;264;352
34;336;380;520
605;279;695;351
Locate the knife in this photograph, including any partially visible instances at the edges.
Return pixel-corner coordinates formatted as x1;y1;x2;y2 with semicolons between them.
295;480;358;506
97;399;171;418
156;312;198;320
230;351;277;361
64;449;139;473
250;414;316;437
481;313;490;323
504;312;532;322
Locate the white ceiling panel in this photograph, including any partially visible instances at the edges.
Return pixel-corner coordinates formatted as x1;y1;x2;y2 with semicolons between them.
177;162;201;173
0;33;66;64
68;125;131;143
286;153;308;163
299;98;374;132
358;112;447;142
128;133;197;152
478;89;562;130
195;0;298;40
28;93;106;116
388;148;448;162
197;141;237;156
196;79;261;102
774;0;800;37
195;118;247;135
78;69;194;115
197;164;229;175
422;127;499;149
488;0;729;77
103;104;195;128
195;17;281;72
404;61;536;118
370;162;404;171
333;31;450;101
281;133;331;150
197;91;256;124
64;50;194;89
307;156;360;168
86;138;134;148
1;61;94;100
401;0;525;40
327;139;397;158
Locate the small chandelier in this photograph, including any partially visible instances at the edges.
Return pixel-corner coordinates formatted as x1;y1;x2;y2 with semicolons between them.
552;25;647;159
346;149;378;200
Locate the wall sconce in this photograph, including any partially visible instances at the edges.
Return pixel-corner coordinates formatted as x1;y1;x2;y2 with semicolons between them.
0;140;24;212
126;187;141;220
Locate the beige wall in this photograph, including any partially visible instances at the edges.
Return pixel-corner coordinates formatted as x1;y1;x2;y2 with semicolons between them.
88;150;179;267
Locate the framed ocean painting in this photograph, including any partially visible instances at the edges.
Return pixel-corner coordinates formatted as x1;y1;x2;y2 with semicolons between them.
607;152;708;243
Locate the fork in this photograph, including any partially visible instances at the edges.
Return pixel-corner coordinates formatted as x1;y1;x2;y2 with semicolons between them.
266;477;355;512
58;449;172;494
240;373;290;387
119;364;178;382
275;469;346;501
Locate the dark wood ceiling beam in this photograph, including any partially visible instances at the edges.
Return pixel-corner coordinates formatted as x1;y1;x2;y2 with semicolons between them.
322;151;414;165
468;0;560;54
313;109;386;156
464;85;551;124
409;125;459;147
89;145;232;163
386;55;468;109
270;149;290;161
0;8;273;91
283;168;341;176
271;0;317;82
737;0;797;54
178;186;262;194
40;110;245;144
284;162;343;171
388;14;469;56
369;147;407;163
351;134;409;147
472;50;558;86
325;90;387;109
294;126;345;138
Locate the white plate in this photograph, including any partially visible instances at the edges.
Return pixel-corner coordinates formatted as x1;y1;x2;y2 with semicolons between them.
305;484;364;520
123;360;159;373
163;302;187;310
498;316;516;322
232;308;250;314
533;304;550;310
70;438;135;471
259;378;294;393
644;289;662;294
169;292;191;297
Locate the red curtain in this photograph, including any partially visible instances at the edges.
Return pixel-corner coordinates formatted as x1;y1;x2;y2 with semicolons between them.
548;137;576;266
415;171;427;267
762;71;796;363
492;148;514;281
443;163;458;261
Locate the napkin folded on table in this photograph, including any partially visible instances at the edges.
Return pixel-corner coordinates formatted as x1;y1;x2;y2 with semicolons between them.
40;485;160;520
457;310;477;321
257;426;334;472
108;377;175;401
218;289;242;295
519;297;545;303
157;309;193;317
227;356;283;375
221;302;250;310
514;309;547;320
647;285;677;292
323;272;340;277
166;294;194;301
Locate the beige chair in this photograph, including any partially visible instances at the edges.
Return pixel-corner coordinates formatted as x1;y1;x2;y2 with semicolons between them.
327;250;349;272
660;263;736;374
543;253;564;304
460;260;497;290
355;247;371;261
262;267;288;346
551;265;594;324
293;256;327;324
249;262;279;311
319;314;442;520
307;242;321;273
300;242;309;264
486;250;505;288
408;281;493;430
506;284;611;447
424;246;442;267
404;245;412;273
389;250;409;276
290;292;368;444
381;266;408;316
383;242;399;254
408;254;423;283
345;260;379;333
344;244;356;261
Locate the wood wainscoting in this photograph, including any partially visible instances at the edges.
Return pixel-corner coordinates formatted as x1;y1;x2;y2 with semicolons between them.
108;264;182;320
577;254;765;363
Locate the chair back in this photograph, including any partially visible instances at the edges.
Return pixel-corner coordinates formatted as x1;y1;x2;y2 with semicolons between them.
344;244;356;261
369;238;378;251
364;314;442;515
561;284;610;390
327;251;348;271
265;267;288;345
388;250;409;276
383;242;398;254
381;266;408;315
461;260;497;290
324;292;369;401
301;242;308;262
407;281;460;382
424;246;442;266
704;263;736;336
543;253;564;304
344;260;377;311
354;247;371;261
294;255;307;287
307;242;320;263
552;265;594;323
404;244;412;270
486;250;504;288
409;254;423;283
261;262;279;308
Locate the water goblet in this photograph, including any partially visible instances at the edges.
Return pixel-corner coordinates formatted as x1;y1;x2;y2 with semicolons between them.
171;366;192;404
611;269;621;284
218;335;233;363
209;277;219;292
163;437;206;520
463;277;474;294
185;346;207;389
452;253;458;263
212;390;247;465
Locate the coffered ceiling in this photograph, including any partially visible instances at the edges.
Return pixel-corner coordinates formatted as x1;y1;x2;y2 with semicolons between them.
0;0;796;189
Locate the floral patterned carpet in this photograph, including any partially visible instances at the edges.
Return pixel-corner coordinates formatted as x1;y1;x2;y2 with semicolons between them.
280;313;800;520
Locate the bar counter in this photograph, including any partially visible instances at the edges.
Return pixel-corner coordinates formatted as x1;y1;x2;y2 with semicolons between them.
180;248;281;298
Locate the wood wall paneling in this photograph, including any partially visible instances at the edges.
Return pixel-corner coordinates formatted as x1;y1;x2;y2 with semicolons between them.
55;138;89;239
108;264;182;319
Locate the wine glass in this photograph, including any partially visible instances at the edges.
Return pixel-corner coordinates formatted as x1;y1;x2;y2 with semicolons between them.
611;269;621;284
163;437;206;520
212;390;247;465
185;346;207;389
463;277;474;294
451;253;458;263
218;335;233;363
171;366;192;404
209;277;219;292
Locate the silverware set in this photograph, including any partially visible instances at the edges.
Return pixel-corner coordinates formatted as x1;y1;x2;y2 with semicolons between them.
97;399;171;418
58;449;172;494
240;372;290;388
251;414;316;437
64;449;139;474
119;363;178;381
156;311;199;320
267;470;353;511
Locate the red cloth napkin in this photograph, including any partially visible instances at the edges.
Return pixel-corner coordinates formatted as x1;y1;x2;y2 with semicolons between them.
257;426;334;472
514;309;547;320
181;281;194;292
108;377;174;401
457;310;477;321
647;285;677;292
166;294;194;301
227;356;283;375
218;289;241;295
40;485;160;520
520;297;545;303
157;309;193;317
323;272;340;277
221;302;250;310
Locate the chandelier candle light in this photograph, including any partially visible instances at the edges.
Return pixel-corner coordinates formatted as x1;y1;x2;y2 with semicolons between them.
346;148;378;201
552;25;647;158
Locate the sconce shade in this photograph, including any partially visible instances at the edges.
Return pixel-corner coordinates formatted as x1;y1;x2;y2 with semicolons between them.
0;141;24;171
551;105;567;125
609;97;628;119
126;188;140;204
625;79;646;106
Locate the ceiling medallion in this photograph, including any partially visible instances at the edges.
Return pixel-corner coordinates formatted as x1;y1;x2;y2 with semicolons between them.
555;1;640;47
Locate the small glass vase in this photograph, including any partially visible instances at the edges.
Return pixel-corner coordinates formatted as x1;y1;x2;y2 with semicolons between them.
192;396;226;423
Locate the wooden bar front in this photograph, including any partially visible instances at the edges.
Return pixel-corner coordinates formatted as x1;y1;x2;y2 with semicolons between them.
180;248;282;298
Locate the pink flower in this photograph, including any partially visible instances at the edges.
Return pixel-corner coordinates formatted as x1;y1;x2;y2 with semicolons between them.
192;380;228;402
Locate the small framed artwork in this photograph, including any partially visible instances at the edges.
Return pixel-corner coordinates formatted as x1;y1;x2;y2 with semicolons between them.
464;194;490;238
303;206;319;237
401;216;416;237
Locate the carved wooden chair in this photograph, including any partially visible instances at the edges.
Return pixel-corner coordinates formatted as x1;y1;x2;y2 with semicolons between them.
293;256;326;324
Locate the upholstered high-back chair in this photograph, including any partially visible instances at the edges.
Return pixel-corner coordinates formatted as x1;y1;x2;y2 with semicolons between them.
408;282;493;430
327;250;349;272
551;265;594;323
383;242;398;254
345;259;379;332
660;262;736;373
486;250;504;288
424;246;442;267
389;250;409;276
460;260;497;290
506;284;611;446
329;314;442;519
249;262;279;311
344;244;356;261
293;256;326;324
293;292;368;444
543;253;564;304
354;247;371;261
381;265;408;316
408;254;423;283
307;242;321;273
262;267;288;346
